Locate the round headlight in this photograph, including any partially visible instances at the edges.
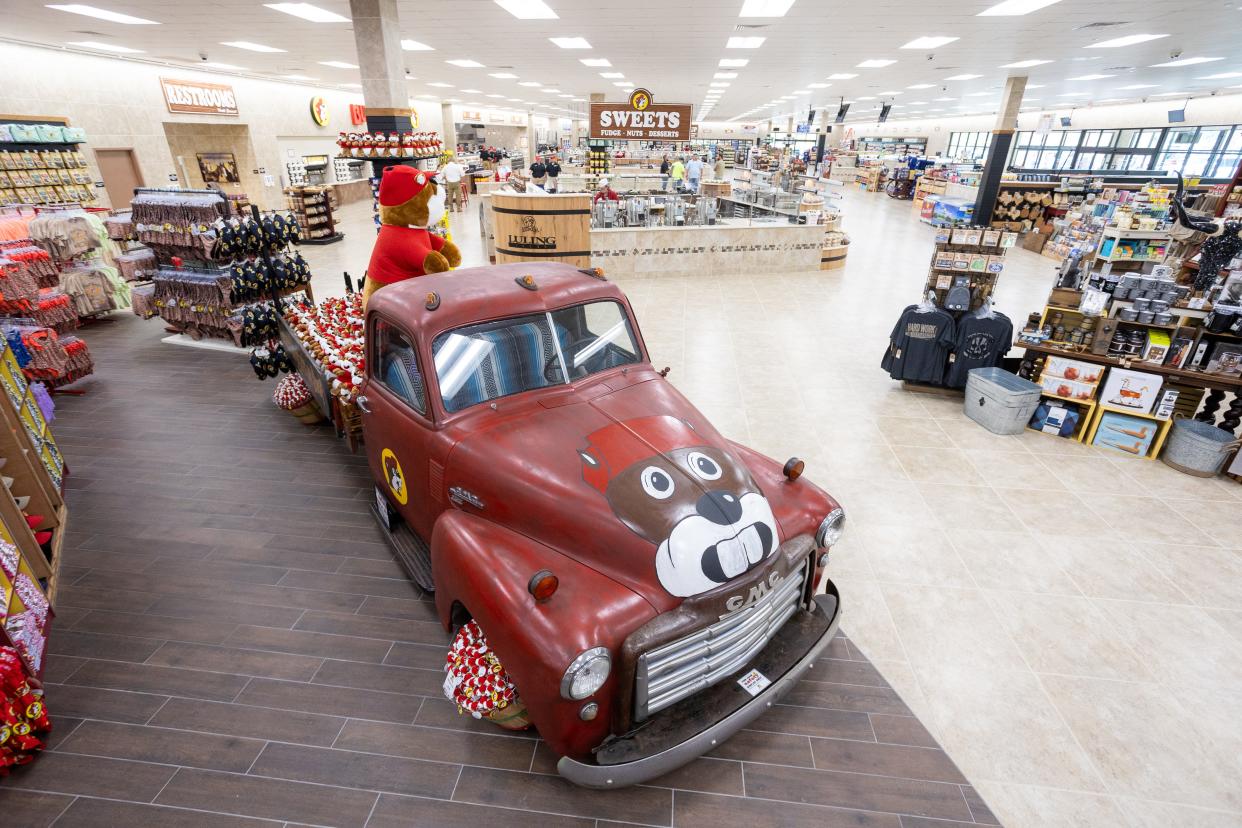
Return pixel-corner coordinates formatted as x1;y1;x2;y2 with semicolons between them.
560;647;611;700
815;507;846;547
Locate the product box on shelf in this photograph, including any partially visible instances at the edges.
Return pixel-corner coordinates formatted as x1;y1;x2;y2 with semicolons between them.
1142;331;1172;365
1154;388;1179;419
1038;374;1097;401
1092;410;1159;457
1041;356;1103;385
1099;367;1162;414
1028;401;1081;438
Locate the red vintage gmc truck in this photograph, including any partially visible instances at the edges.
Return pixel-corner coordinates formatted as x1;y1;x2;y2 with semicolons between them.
359;262;843;787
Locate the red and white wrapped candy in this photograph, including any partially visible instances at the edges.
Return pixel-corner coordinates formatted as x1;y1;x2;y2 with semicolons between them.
273;373;313;411
443;620;519;719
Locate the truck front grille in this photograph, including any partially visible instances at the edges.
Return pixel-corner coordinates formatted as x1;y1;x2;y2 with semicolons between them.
634;561;808;721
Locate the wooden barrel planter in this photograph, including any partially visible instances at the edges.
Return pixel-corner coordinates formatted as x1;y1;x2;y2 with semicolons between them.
821;243;849;271
491;193;592;268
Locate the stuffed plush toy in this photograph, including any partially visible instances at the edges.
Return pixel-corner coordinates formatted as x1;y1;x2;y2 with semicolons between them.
364;165;462;307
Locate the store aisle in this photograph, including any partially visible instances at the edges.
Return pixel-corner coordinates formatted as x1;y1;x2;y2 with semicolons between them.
3;299;995;824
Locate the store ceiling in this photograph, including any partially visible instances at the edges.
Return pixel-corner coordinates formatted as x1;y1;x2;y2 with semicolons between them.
3;0;1239;125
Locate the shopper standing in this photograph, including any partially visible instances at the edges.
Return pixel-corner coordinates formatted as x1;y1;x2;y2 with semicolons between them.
686;155;704;193
529;155;547;188
714;154;726;181
659;154;671;191
545;156;561;193
439;157;465;213
671;156;686;192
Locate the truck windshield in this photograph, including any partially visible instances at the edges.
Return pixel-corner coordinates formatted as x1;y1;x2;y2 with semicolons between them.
432;300;641;412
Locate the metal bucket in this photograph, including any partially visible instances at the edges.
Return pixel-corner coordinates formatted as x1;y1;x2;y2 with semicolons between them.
1161;418;1242;477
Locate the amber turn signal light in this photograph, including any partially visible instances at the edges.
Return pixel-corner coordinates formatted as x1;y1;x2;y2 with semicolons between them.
783;457;805;480
528;569;559;602
516;274;538;291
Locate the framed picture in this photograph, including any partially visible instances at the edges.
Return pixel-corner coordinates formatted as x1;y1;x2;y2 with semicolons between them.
196;152;240;183
1219;271;1242;306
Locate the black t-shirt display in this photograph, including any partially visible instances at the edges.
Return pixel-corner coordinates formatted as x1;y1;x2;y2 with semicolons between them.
530;162;547;178
945;312;1014;388
881;305;957;385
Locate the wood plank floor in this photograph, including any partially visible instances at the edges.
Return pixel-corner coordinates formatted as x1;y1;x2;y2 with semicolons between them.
3;314;999;828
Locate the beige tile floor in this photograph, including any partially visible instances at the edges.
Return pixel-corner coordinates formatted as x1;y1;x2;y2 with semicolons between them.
305;183;1242;828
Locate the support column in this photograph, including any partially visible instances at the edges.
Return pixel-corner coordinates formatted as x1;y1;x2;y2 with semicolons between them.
349;0;417;173
526;109;536;163
972;75;1027;226
441;101;454;153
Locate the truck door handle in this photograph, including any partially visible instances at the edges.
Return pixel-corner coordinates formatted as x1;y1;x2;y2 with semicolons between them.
356;395;372;414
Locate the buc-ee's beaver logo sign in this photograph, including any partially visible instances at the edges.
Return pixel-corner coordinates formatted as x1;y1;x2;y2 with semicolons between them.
381;448;408;505
579;415;780;598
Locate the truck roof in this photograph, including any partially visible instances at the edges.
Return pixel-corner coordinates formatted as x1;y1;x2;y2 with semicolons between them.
367;262;628;336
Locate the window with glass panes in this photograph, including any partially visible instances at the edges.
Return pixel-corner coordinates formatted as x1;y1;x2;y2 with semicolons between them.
1004;124;1242;177
946;131;991;162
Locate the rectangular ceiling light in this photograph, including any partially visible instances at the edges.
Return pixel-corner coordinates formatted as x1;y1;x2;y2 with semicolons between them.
1152;56;1223;67
68;40;142;53
221;40;286;52
710;82;731;87
263;3;349;23
808;82;831;88
714;72;738;79
727;37;766;48
977;0;1060;14
460;88;481;93
944;73;981;80
901;36;959;49
1118;83;1158;89
486;94;505;98
549;37;591;49
857;59;895;68
318;60;358;68
46;4;158;24
906;82;934;88
1068;73;1115;80
494;0;558;18
1001;59;1051;68
447;58;485;67
542;88;562;93
580;58;610;66
1087;34;1169;48
739;0;796;15
401;39;433;51
719;58;750;67
518;81;542;86
426;82;453;87
489;72;518;78
600;72;624;78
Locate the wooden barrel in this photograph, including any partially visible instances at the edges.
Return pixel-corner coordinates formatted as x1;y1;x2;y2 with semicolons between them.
821;243;848;271
491;192;592;267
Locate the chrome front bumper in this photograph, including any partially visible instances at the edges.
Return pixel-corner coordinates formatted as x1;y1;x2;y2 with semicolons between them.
556;581;841;789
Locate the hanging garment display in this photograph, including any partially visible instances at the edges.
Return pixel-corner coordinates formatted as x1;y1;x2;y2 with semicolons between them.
882;303;957;385
945;310;1014;388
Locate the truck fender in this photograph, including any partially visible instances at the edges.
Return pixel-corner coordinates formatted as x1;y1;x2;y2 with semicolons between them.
431;509;655;760
728;440;840;542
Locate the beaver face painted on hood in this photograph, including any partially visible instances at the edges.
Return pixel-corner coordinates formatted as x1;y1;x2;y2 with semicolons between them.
579;415;780;598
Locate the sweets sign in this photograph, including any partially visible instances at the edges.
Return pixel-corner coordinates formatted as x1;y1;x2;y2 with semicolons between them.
160;78;239;116
590;89;690;141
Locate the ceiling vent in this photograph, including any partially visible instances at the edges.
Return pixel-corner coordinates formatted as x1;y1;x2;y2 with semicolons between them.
1074;21;1130;29
734;23;771;30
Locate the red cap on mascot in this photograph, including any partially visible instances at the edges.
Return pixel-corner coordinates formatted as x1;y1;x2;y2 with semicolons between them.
579;415;702;494
378;165;431;207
